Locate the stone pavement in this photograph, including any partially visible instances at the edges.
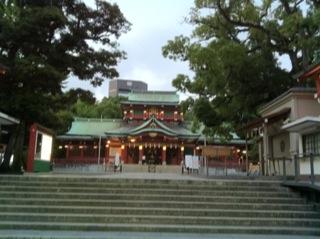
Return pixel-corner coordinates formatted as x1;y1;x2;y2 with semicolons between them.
32;171;287;182
32;172;207;181
0;231;319;239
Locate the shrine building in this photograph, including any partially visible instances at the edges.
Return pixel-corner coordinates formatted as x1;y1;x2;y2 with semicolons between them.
55;91;245;170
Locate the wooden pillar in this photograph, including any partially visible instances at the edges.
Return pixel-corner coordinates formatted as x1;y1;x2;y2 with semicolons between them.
66;144;70;160
139;145;143;164
105;145;109;164
128;147;133;164
121;145;127;164
26;124;37;172
180;146;185;165
94;142;98;158
176;148;181;165
80;142;84;160
316;76;320;97
263;122;268;176
162;146;167;165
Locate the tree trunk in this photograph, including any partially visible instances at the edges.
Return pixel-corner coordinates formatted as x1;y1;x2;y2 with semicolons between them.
0;122;25;173
12;122;26;172
288;51;301;74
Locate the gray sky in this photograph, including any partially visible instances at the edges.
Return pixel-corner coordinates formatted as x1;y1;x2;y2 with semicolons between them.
66;0;195;100
66;0;292;101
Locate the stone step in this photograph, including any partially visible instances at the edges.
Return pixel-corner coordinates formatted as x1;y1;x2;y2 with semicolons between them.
0;175;317;236
0;183;288;192
0;198;312;211
0;176;283;187
1;213;320;227
0;186;299;198
0;222;319;235
1;205;319;219
0;192;305;204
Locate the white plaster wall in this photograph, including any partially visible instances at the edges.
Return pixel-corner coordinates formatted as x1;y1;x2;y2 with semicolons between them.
272;133;290;159
260;91;319;122
268;158;295;176
300;156;320;175
261;98;295;120
296;96;320;118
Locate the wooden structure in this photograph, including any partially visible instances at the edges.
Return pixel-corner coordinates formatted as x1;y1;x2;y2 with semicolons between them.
55;91;245;168
27;123;54;172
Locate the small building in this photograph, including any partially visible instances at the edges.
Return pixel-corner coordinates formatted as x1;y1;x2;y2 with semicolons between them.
109;79;148;97
246;87;320;175
55;91;245;173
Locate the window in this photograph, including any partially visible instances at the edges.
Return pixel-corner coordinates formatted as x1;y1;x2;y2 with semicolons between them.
303;132;320;155
165;111;173;117
135;110;143;117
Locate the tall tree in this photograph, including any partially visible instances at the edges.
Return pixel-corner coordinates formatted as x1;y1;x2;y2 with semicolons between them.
95;96;123;119
64;88;97;105
0;0;130;172
70;96;123;119
163;0;320;138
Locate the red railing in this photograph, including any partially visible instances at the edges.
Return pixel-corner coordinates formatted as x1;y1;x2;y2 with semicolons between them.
208;158;245;170
123;113;183;121
53;156;117;166
54;157;99;165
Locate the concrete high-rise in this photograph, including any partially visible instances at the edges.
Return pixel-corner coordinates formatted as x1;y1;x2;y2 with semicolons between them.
109;79;148;97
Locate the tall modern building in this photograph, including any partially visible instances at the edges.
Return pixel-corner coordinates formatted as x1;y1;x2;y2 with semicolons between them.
109;79;148;97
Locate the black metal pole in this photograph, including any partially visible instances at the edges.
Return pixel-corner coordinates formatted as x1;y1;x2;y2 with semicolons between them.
294;154;299;182
310;153;315;185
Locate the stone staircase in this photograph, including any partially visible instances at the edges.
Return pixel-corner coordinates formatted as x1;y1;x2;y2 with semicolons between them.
0;175;319;236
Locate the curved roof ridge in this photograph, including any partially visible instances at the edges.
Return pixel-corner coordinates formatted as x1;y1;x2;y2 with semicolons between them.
74;117;123;122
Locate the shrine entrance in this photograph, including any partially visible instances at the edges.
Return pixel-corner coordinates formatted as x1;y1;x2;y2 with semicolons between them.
144;147;161;165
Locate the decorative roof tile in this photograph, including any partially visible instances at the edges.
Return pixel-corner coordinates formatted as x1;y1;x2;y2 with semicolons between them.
124;91;179;104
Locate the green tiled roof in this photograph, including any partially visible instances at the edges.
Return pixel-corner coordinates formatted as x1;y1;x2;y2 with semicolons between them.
129;117;177;136
59;117;199;139
58;117;243;145
65;118;123;137
105;117;199;138
125;91;179;104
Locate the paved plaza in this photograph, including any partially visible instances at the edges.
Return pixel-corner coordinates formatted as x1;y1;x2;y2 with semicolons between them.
0;230;319;239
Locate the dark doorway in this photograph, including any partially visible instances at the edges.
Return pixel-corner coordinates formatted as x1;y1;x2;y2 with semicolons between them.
144;147;161;165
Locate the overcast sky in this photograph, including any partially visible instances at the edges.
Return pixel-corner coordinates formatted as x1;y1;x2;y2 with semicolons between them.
66;0;292;101
66;0;195;100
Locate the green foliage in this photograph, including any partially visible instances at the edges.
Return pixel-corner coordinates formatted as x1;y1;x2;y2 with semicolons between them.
71;99;98;118
248;137;260;164
69;96;123;121
163;0;320;138
0;0;129;171
0;0;129;124
63;88;96;105
52;110;74;134
96;97;123;119
49;90;123;134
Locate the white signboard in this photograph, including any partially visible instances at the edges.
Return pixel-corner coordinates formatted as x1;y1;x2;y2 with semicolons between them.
35;132;53;161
